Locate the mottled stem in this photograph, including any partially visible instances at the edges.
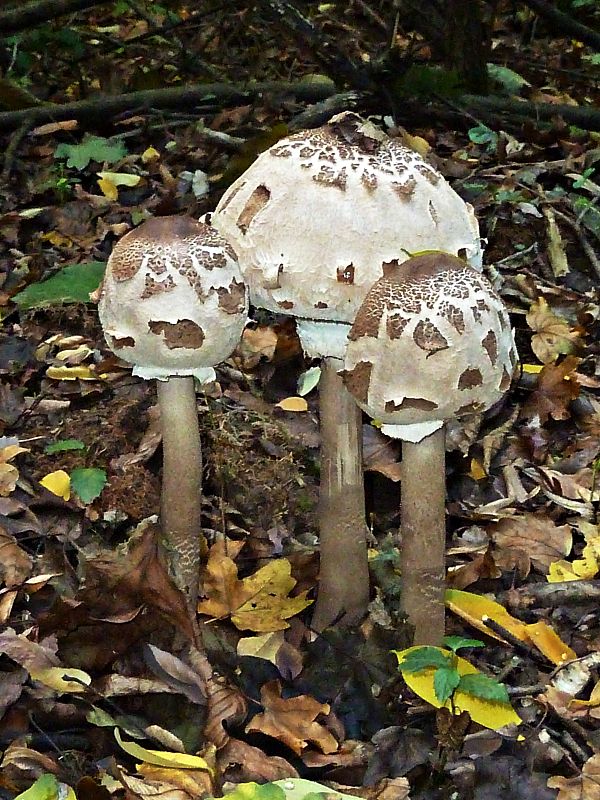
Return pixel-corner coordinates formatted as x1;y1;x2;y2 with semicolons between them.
400;426;446;645
157;376;202;608
311;357;369;631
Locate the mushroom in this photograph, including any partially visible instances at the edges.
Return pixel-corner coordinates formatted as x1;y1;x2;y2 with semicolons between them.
212;112;482;631
97;216;248;608
341;252;517;644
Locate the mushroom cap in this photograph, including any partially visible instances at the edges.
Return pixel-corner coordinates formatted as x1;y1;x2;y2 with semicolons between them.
212;112;482;336
98;216;248;381
341;252;518;443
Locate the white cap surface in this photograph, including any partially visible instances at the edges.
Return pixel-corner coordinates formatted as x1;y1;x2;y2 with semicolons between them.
341;253;518;442
98;216;248;380
212;112;482;337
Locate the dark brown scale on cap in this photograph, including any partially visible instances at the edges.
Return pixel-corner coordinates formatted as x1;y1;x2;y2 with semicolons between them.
148;319;205;350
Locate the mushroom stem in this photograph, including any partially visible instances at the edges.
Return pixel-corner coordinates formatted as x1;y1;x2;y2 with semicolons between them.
312;357;369;631
157;375;202;608
400;426;446;645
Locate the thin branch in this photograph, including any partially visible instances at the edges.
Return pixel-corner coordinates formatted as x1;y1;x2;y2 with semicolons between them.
521;0;600;51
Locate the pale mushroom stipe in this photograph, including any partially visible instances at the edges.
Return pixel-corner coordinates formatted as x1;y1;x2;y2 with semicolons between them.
212;112;483;630
97;216;248;607
342;251;518;644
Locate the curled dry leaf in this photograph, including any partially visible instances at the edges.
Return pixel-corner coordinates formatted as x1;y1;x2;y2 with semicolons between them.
245;680;340;756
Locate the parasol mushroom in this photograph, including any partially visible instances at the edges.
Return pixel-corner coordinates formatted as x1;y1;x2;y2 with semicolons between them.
212;112;482;630
97;215;248;608
341;252;517;644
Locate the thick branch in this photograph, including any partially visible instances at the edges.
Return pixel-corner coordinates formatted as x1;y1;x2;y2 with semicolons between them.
0;79;340;131
462;93;600;132
521;0;600;51
0;0;105;36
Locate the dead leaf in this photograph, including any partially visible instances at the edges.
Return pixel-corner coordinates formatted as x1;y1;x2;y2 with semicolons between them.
198;543;312;631
490;514;572;572
245;680;339;755
0;525;33;586
521;356;581;423
526;297;580;363
548;753;600;799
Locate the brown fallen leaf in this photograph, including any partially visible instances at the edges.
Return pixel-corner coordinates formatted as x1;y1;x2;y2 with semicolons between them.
489;513;572;572
526;297;581;363
245;679;340;756
548;752;600;799
521;357;581;423
217;737;299;785
0;525;33;586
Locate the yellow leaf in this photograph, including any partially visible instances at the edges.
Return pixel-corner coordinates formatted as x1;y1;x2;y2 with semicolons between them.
469;458;487;481
30;665;91;692
97;171;141;187
142;146;160;163
275;396;308;412
445;589;529;643
547;538;600;583
522;364;543;374
395;647;521;730
0;463;19;497
114;728;212;772
40;470;71;500
525;621;575;665
232;560;313;632
97;177;118;200
46;365;97;381
41;231;73;248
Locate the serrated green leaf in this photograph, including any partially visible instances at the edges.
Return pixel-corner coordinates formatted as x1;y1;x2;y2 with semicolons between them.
44;439;86;454
433;666;461;703
458;673;509;704
70;468;106;504
395;646;451;673
297;366;321;396
443;636;484;653
55;134;127;170
12;262;105;309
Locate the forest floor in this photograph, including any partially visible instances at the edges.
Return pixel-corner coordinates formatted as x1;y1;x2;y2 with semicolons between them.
1;2;600;800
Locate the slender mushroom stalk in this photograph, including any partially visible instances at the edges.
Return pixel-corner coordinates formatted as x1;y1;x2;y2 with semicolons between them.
400;428;446;645
157;376;203;604
342;252;517;645
97;216;248;609
312;358;368;630
212;112;482;630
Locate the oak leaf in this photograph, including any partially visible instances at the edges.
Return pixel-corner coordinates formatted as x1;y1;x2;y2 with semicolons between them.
245;680;339;755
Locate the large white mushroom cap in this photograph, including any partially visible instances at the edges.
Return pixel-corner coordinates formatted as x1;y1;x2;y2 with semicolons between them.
341;252;518;443
98;216;248;381
212;112;482;357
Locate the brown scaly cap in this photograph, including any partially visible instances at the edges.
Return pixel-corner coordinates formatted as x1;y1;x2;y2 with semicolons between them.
342;251;518;442
97;215;248;380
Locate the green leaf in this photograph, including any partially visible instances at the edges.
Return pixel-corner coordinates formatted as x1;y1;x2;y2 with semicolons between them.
44;439;86;454
297;366;321;396
458;673;509;704
396;646;451;673
433;666;461;703
443;636;484;653
12;262;105;309
14;775;60;800
468;124;498;151
55;134;127;170
487;63;530;94
70;468;107;504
